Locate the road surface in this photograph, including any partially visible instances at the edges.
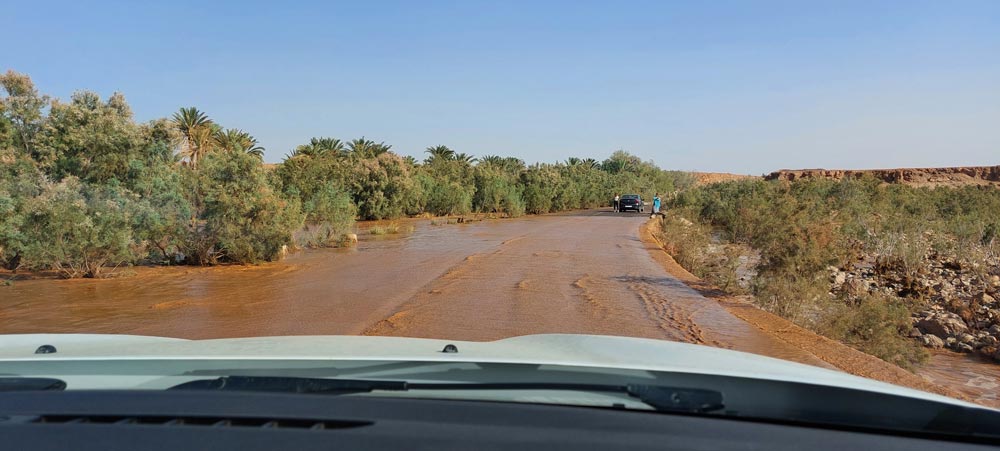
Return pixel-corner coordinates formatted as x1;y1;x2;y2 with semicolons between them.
4;209;1000;405
0;210;827;366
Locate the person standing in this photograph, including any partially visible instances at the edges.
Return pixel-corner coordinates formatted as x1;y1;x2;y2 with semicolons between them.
613;194;620;212
652;193;661;216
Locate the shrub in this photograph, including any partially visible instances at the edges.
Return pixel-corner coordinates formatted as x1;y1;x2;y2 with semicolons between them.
299;182;356;247
346;153;416;220
194;151;304;264
820;293;928;369
20;177;138;278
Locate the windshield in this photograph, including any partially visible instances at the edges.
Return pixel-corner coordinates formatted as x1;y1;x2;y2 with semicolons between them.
2;0;999;440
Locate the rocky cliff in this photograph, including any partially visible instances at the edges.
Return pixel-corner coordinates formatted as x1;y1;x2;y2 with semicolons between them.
765;166;1000;187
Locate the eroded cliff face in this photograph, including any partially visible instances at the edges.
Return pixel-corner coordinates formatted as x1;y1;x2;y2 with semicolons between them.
765;166;1000;187
691;172;756;186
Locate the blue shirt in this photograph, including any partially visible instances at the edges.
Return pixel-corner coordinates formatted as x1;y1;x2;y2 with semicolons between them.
653;197;661;209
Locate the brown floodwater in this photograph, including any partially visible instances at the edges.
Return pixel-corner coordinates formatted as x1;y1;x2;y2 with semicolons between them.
918;351;1000;407
1;210;997;407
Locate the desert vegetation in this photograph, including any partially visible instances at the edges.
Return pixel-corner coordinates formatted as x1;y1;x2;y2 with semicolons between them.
0;70;692;277
661;177;1000;368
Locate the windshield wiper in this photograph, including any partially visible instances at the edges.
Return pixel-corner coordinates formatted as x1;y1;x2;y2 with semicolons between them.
0;377;66;391
169;376;724;413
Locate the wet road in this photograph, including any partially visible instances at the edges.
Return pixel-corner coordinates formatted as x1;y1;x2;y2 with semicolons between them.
0;210;825;366
2;209;998;405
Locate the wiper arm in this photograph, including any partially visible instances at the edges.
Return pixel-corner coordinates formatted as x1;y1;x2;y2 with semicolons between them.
169;376;724;413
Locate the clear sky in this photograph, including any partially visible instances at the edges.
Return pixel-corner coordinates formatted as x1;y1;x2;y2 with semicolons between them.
4;1;999;174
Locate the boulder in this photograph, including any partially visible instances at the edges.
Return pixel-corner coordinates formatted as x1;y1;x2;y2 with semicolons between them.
957;343;975;353
979;292;997;305
959;333;976;344
908;328;923;338
843;278;869;297
916;312;969;339
921;334;945;349
344;233;359;244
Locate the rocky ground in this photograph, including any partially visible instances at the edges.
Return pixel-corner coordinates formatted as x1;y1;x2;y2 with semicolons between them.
828;253;1000;362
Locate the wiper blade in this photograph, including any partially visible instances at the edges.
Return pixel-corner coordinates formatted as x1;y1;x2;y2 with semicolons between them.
169;376;724;413
170;376;406;394
0;377;67;391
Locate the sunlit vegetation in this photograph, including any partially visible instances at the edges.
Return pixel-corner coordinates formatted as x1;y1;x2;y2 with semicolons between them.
668;177;1000;368
1;70;693;277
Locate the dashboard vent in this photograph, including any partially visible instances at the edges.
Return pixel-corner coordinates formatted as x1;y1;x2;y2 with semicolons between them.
32;415;370;430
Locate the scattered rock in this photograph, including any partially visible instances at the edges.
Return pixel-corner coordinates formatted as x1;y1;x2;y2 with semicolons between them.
916;312;969;339
957;343;975;353
921;334;945;349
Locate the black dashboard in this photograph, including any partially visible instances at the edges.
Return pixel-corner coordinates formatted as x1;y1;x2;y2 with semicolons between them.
0;391;996;450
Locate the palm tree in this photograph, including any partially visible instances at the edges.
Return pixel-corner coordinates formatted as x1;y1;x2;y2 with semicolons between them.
478;155;503;167
582;158;600;169
213;128;264;159
402;155;418;166
502;157;526;172
294;137;345;158
349;137;391;158
454;152;476;164
566;157;582;166
171;107;212;167
424;145;455;164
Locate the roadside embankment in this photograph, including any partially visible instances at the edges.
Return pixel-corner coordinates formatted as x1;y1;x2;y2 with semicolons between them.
640;219;975;404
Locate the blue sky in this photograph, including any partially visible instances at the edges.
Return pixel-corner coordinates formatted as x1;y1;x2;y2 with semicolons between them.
4;0;999;174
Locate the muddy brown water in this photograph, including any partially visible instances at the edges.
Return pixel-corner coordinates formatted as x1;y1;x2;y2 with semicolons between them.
1;210;997;407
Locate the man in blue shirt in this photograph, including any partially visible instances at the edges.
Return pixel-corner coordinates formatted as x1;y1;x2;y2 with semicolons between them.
652;193;661;216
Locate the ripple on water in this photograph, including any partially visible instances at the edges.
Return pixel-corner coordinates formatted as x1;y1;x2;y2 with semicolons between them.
918;351;1000;408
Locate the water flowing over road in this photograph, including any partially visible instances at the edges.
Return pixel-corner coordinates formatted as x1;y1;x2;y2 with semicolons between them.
1;210;996;406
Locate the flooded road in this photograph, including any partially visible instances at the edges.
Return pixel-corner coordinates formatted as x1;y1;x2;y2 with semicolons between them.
1;211;823;365
1;210;998;406
918;351;1000;407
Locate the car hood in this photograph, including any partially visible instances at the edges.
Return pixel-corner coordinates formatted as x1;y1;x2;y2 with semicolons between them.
0;333;981;409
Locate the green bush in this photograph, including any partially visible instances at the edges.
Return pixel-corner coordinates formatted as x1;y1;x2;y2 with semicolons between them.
298;182;356;247
20;177;138;278
820;293;928;370
345;152;416;220
194;151;305;264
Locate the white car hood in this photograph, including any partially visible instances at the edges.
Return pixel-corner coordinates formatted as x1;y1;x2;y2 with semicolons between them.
0;333;980;409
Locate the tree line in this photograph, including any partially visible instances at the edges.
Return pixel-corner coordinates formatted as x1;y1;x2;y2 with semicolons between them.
0;70;693;277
